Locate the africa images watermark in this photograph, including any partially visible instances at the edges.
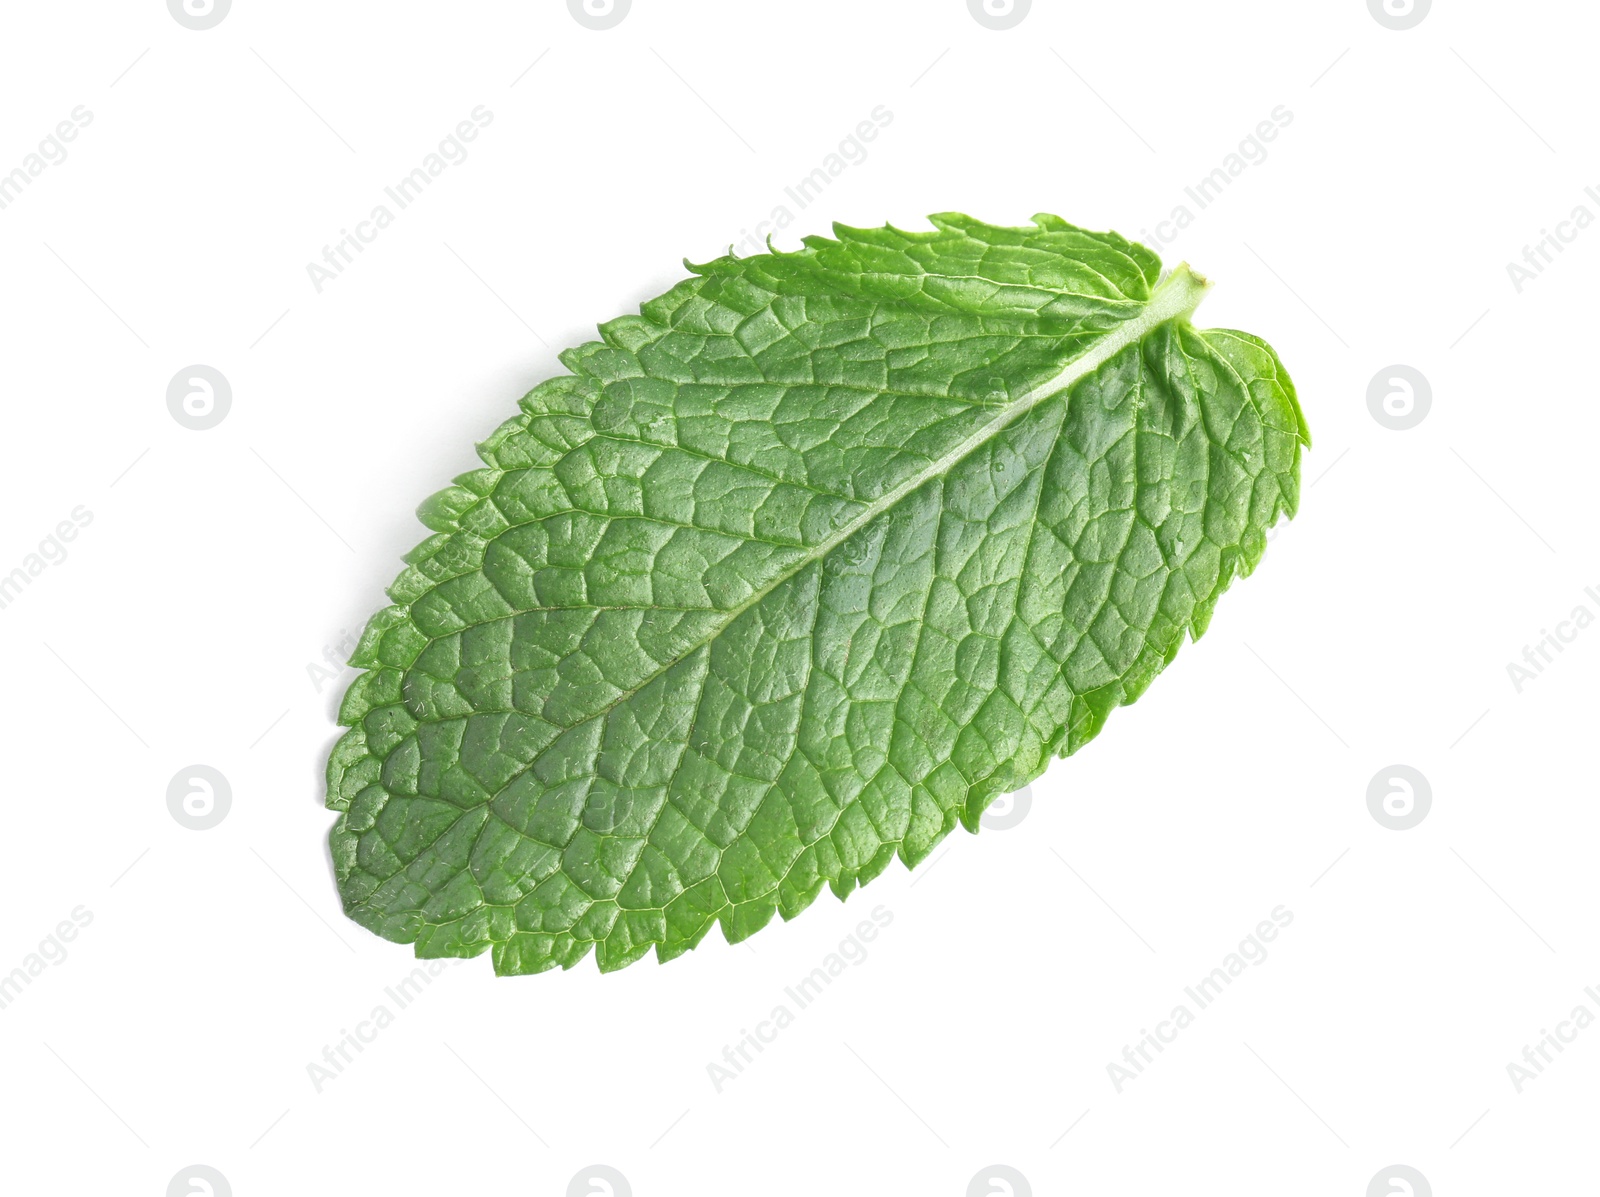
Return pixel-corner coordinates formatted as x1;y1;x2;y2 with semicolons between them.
0;906;94;1012
306;959;459;1092
307;626;359;693
0;507;94;613
1505;983;1600;1094
1139;106;1293;250
305;106;494;293
1504;582;1599;693
729;105;894;258
1106;905;1294;1092
1505;186;1600;293
0;106;93;214
705;904;894;1093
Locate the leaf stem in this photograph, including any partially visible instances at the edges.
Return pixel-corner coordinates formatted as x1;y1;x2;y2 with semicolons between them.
1021;262;1211;407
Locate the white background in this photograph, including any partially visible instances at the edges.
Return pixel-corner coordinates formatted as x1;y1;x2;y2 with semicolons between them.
1;1;1595;1194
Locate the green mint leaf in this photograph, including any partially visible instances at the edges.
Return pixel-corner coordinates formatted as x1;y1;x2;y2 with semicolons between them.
325;213;1310;975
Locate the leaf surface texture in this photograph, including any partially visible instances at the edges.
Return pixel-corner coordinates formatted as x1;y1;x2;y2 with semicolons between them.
326;214;1309;975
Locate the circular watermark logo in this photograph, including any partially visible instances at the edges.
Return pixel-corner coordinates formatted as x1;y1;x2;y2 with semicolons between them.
1367;765;1431;831
967;0;1031;30
167;366;232;430
167;0;231;31
1366;365;1430;431
1367;1163;1432;1197
568;0;631;30
981;785;1032;831
167;1165;232;1197
1367;0;1430;31
167;765;232;831
968;1164;1031;1197
567;1165;631;1197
